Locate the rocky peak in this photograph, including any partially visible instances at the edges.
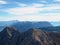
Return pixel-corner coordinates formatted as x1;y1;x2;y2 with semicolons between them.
0;26;20;45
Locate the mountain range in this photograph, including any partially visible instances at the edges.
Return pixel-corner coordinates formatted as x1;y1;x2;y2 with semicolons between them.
0;20;60;32
0;26;60;45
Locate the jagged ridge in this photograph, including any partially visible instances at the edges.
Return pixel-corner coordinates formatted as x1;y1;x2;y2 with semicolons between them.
0;26;60;45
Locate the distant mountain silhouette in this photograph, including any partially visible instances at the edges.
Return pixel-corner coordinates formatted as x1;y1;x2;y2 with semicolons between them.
39;26;60;32
0;20;18;26
0;21;53;32
0;26;5;31
0;26;60;45
12;21;52;32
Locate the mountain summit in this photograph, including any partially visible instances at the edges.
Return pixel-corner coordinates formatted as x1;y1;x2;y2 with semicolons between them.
0;26;21;45
0;27;60;45
17;28;54;45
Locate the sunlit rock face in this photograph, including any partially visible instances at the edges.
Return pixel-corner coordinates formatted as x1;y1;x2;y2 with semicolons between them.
0;27;60;45
17;28;54;45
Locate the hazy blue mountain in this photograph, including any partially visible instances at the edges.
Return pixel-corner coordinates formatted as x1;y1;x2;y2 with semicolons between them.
0;26;5;31
12;21;52;32
0;20;60;32
0;20;53;32
0;20;19;26
39;26;60;32
0;20;19;31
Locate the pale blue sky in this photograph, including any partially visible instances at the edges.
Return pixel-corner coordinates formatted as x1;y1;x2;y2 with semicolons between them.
0;0;60;22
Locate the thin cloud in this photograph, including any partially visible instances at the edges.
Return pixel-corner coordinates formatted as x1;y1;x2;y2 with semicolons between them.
0;1;60;21
16;2;45;7
0;0;7;4
0;15;60;21
5;3;60;15
5;3;45;15
17;3;28;7
54;0;60;2
39;0;48;3
6;7;43;15
31;3;45;7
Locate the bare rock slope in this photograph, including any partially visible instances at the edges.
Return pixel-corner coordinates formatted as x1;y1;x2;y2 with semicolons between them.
0;27;60;45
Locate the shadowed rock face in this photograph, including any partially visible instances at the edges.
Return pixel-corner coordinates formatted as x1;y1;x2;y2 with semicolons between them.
0;27;60;45
17;28;54;45
48;32;60;45
0;26;21;45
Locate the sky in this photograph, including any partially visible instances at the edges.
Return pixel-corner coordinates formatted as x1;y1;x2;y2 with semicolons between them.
0;0;60;22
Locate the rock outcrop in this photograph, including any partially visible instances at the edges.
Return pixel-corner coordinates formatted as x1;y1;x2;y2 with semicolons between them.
0;26;21;45
17;28;54;45
0;27;60;45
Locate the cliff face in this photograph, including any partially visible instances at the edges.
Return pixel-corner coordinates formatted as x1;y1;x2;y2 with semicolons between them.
0;26;60;45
